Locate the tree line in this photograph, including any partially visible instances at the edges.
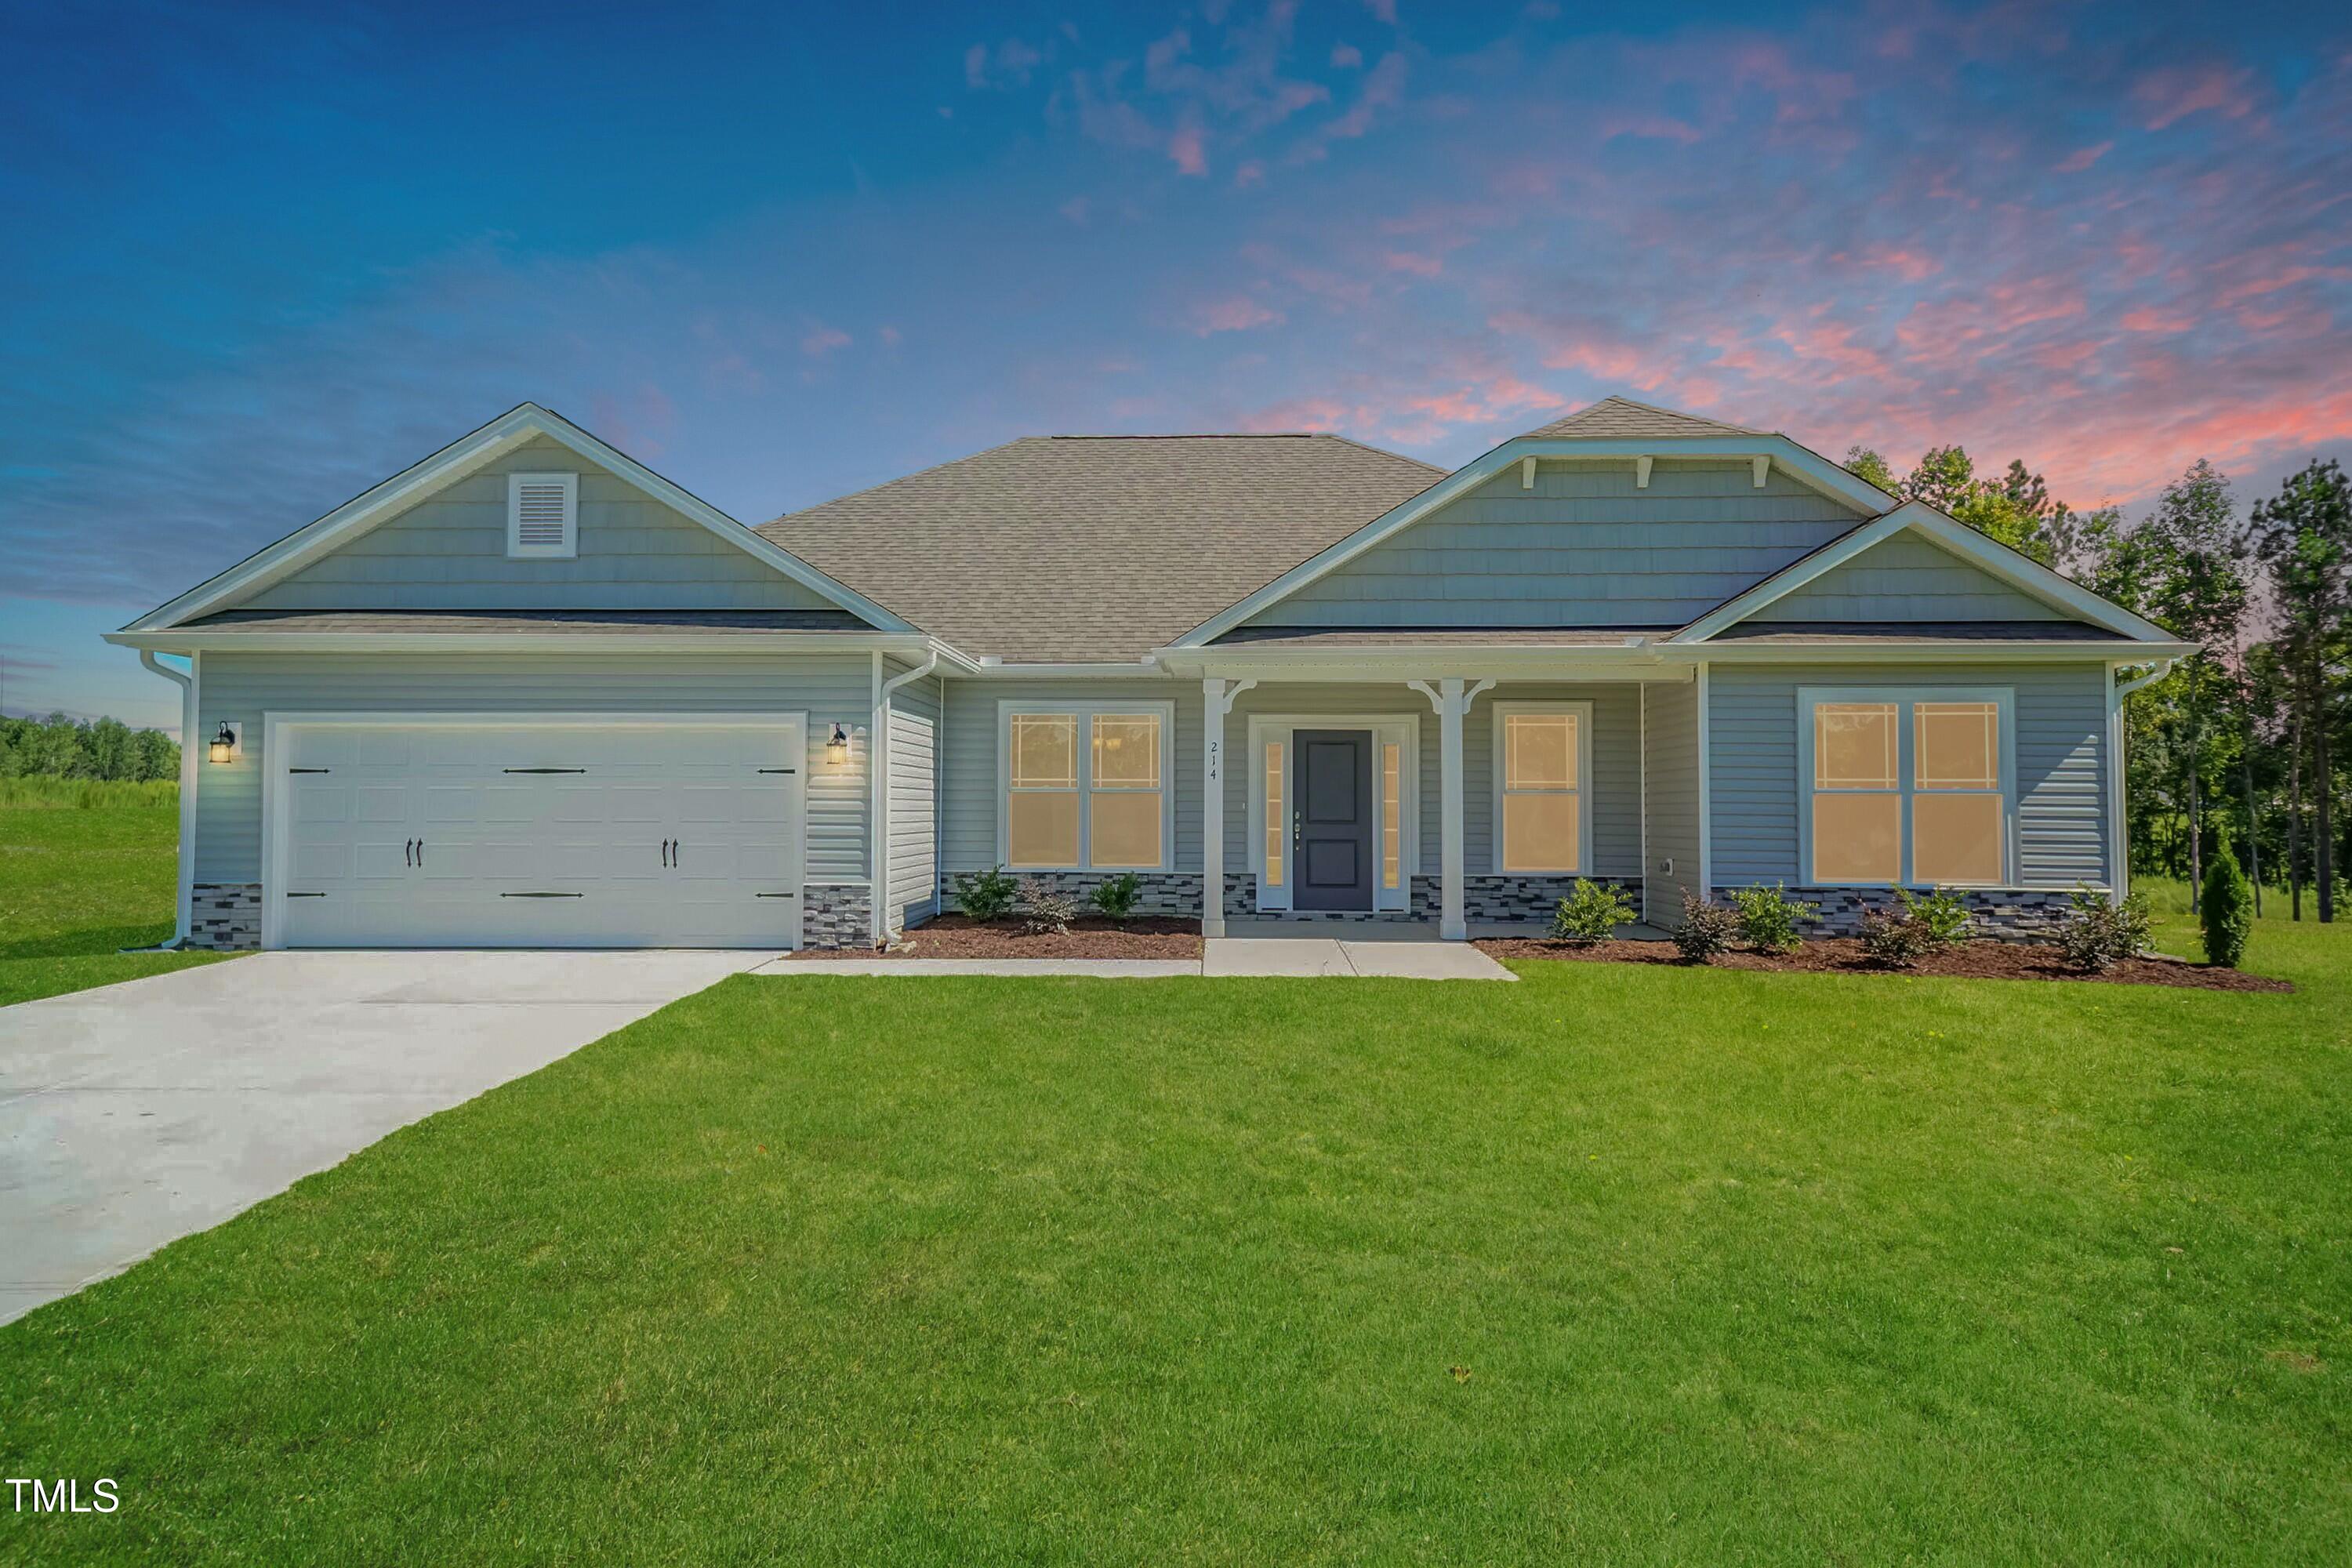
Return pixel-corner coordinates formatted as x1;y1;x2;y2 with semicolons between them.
1846;445;2350;920
0;712;181;782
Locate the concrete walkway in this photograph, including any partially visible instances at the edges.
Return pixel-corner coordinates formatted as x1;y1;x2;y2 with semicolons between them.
0;949;768;1326
760;931;1513;982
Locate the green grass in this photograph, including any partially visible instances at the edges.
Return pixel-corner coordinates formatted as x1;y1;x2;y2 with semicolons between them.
0;786;227;1006
3;903;2346;1563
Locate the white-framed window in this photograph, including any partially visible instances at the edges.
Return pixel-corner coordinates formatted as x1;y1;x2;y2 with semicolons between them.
1798;687;2013;887
997;702;1173;871
507;472;578;559
1490;702;1593;875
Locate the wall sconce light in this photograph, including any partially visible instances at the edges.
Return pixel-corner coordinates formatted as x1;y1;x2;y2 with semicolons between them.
208;722;239;764
826;723;850;764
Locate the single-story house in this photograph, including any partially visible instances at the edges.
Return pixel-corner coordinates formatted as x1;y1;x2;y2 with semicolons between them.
109;396;2190;951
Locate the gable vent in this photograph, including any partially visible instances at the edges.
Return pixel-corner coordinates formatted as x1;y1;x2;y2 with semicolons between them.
507;472;578;558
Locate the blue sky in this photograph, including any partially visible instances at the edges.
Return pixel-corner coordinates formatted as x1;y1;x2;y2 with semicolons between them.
5;0;2348;731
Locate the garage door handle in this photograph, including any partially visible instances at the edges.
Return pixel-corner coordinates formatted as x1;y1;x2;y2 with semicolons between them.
503;767;587;775
757;768;797;775
501;891;584;898
288;767;330;775
756;891;796;898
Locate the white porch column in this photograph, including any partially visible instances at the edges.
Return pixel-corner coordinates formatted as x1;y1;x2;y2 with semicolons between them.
1410;677;1496;940
1200;677;1255;937
1438;677;1466;938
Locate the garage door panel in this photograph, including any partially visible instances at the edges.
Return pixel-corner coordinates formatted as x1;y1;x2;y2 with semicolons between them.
278;720;804;949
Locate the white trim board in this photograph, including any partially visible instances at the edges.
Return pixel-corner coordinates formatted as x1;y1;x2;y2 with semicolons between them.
1169;434;1894;648
1672;502;2179;645
129;403;915;635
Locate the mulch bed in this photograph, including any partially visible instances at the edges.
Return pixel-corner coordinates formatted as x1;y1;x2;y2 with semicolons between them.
793;914;1203;960
1472;936;2292;993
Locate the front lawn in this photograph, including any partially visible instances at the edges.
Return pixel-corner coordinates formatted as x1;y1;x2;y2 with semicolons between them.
2;907;2345;1562
0;786;227;1007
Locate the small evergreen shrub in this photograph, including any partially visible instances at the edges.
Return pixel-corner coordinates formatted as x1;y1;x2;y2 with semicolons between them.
1551;878;1635;946
951;866;1018;923
2053;886;2153;972
1090;873;1144;924
1018;877;1079;935
2199;843;2254;969
1674;891;1737;964
1730;882;1819;956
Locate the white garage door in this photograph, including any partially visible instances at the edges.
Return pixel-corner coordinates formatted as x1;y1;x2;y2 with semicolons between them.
271;720;805;949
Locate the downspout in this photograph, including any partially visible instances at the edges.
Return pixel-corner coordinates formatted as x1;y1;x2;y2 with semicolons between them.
2109;659;2176;906
872;652;940;946
139;650;197;949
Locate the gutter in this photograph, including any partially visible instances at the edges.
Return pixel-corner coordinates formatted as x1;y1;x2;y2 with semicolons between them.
136;650;197;950
2114;658;2178;699
870;652;941;946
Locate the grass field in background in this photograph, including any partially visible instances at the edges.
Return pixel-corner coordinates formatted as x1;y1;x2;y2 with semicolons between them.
1;891;2342;1562
0;782;226;1006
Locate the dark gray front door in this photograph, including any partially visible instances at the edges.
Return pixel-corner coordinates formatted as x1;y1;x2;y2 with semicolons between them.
1293;730;1374;911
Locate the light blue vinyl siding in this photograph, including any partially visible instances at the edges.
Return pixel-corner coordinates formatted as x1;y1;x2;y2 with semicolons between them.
245;437;843;613
1244;460;1868;629
1640;679;1703;923
887;669;942;930
1464;684;1641;878
1708;662;2111;889
192;652;876;885
1764;534;2065;622
940;680;1204;872
939;677;1640;880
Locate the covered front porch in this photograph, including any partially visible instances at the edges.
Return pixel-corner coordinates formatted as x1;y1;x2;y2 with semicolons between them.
1161;636;1704;940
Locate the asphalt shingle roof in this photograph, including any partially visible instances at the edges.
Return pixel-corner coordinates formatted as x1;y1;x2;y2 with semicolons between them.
757;434;1446;662
1516;395;1760;441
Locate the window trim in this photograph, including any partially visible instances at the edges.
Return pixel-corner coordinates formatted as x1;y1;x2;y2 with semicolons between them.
1489;700;1595;877
995;699;1174;872
506;471;579;560
1796;685;2016;888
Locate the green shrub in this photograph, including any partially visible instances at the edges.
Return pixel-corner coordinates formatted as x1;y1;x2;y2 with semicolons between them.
1089;873;1144;923
2199;843;2254;969
1855;886;1976;969
951;866;1019;922
2053;886;2153;973
1674;892;1737;964
1018;877;1078;935
1551;878;1635;946
1730;882;1818;955
1900;886;1974;950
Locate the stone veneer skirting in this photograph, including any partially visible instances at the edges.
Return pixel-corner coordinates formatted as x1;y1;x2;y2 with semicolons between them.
1709;885;2080;940
189;883;263;951
940;871;1637;926
800;884;873;949
188;881;873;951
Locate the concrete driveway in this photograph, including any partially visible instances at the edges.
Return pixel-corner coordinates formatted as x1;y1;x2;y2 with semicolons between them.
0;949;767;1326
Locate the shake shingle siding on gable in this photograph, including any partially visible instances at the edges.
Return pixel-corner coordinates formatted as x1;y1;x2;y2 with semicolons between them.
1244;460;1868;629
248;437;839;614
1762;534;2065;622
